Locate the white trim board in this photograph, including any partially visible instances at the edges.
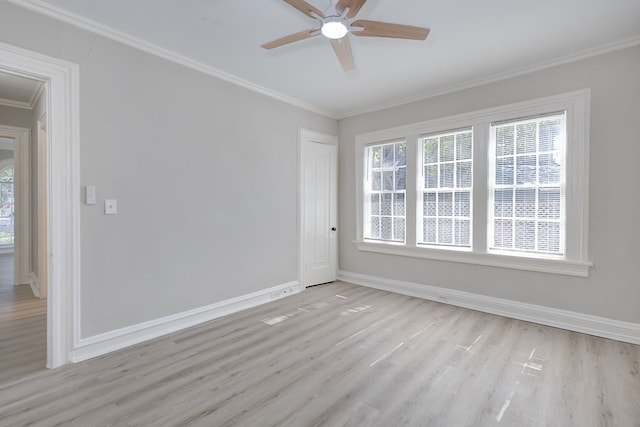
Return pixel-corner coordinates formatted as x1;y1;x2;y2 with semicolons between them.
337;270;640;345
71;281;305;363
28;272;41;298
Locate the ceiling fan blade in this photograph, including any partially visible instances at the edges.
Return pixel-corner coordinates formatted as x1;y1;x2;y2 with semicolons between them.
336;0;367;19
330;37;355;71
261;28;320;49
283;0;325;18
351;20;430;40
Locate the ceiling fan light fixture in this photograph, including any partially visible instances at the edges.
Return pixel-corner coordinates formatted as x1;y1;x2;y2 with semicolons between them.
321;19;348;39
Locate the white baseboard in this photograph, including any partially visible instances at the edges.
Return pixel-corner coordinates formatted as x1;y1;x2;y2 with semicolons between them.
338;270;640;345
71;280;305;363
27;272;40;298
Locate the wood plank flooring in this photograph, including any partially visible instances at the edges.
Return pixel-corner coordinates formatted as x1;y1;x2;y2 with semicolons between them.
1;280;639;426
0;253;47;384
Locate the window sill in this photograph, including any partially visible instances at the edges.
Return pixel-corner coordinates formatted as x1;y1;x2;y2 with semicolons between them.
354;240;592;277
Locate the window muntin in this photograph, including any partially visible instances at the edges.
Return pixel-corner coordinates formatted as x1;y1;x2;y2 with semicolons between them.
419;129;473;247
489;113;566;256
365;141;406;242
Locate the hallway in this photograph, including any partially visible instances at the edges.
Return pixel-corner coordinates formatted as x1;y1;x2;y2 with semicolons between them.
0;253;46;384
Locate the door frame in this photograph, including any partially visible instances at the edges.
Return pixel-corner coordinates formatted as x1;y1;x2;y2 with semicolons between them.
0;41;80;369
297;128;338;286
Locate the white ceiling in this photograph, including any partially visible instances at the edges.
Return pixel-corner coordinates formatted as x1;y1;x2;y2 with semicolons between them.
0;72;43;110
8;0;640;117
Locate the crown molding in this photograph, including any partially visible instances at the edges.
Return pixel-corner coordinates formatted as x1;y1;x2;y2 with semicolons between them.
339;34;640;118
7;0;339;119
0;96;32;109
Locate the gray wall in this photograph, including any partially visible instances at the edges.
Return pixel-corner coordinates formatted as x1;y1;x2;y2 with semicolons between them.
0;3;336;337
338;46;640;324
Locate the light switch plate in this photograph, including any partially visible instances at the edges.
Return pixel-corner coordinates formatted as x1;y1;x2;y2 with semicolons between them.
86;185;96;205
105;199;117;215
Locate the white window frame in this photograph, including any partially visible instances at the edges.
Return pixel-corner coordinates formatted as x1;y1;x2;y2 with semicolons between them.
354;89;592;277
363;140;407;243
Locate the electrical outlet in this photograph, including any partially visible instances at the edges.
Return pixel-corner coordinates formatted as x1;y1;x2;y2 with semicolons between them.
105;199;117;215
270;290;283;299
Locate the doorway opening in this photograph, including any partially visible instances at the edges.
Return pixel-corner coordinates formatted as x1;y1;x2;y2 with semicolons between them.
0;41;80;369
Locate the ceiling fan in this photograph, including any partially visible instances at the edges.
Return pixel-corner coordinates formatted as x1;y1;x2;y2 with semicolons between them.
261;0;430;71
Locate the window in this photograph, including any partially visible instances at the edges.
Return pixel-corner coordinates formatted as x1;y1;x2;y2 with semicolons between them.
355;90;591;276
489;113;565;255
364;141;406;242
420;129;473;247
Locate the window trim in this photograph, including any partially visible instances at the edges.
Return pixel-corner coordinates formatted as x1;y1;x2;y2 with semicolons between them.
354;89;592;277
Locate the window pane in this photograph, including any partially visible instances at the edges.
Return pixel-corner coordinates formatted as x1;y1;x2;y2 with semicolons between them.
494;219;513;249
383;145;394;167
455;219;470;246
371;217;380;239
494;189;513;217
424;218;436;242
371;146;381;168
438;218;453;244
496;126;514;156
539;118;562;152
372;171;381;191
496;157;514;185
456;161;472;188
370;194;380;215
515;188;535;218
456;133;472;160
395;143;406;166
381;193;392;215
424;138;438;163
383;171;394;191
424;192;436;216
538;188;560;219
516;155;536;185
440;135;455;162
539;154;561;184
440;163;454;187
425;165;438;188
394;218;405;242
394;193;405;216
395;167;406;190
516;122;537;154
438;192;453;216
381;217;393;240
538;221;560;253
515;220;536;250
455;191;470;217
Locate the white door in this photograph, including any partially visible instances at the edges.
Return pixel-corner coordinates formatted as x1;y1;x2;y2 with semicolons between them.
300;129;338;286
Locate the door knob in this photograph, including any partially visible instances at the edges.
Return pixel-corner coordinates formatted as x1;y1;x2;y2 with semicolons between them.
331;227;337;232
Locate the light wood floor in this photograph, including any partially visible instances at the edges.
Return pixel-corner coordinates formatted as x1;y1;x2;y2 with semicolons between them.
0;253;47;384
1;281;639;426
